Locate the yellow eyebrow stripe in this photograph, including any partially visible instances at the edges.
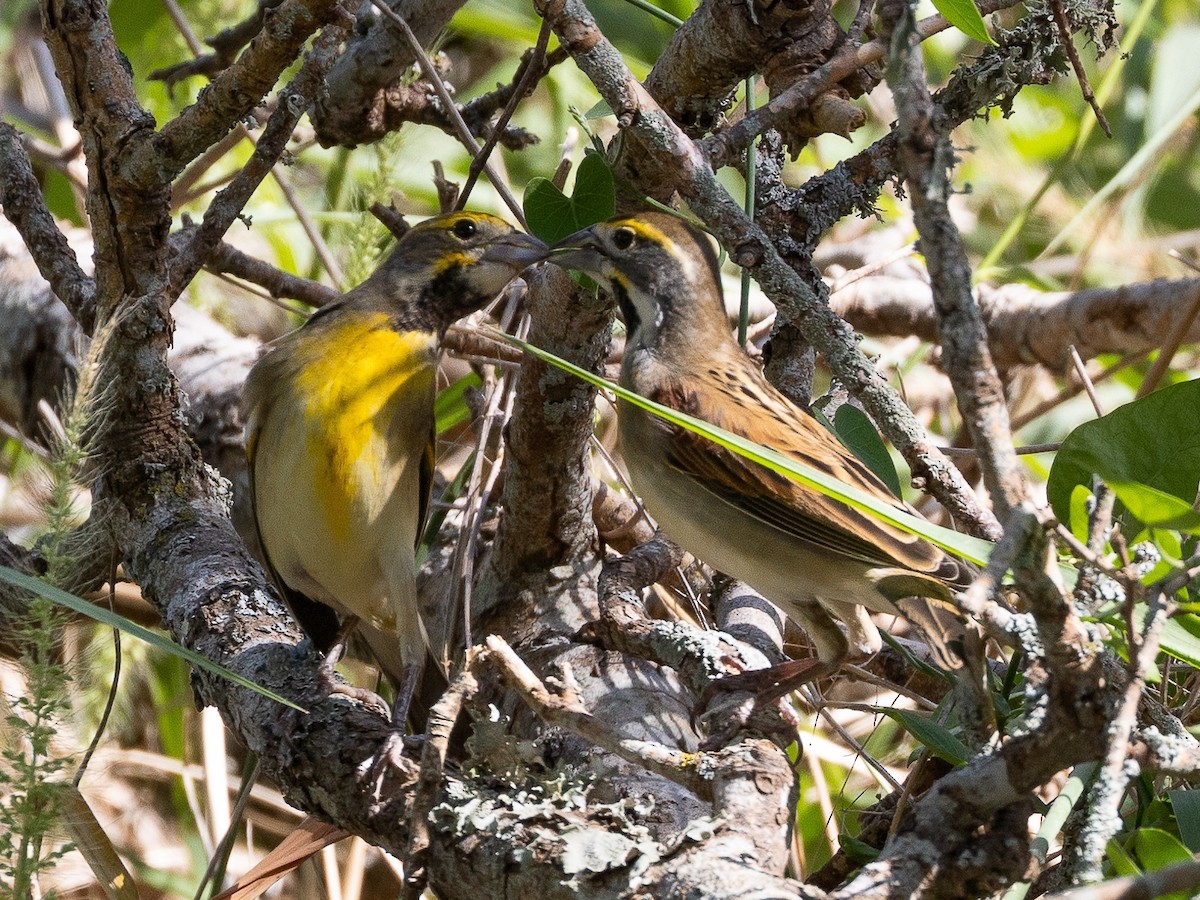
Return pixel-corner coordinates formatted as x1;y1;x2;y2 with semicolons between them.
619;220;672;246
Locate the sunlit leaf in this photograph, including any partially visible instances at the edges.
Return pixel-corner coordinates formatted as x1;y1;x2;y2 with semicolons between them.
435;373;482;433
523;153;616;244
929;0;997;45
1047;379;1200;534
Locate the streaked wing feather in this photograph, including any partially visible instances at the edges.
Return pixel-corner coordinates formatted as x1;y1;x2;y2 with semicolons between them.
649;365;946;575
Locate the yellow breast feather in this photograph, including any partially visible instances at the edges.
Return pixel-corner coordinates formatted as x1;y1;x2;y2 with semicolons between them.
292;313;437;543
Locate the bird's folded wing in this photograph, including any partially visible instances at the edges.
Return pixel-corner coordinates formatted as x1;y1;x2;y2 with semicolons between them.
649;373;947;576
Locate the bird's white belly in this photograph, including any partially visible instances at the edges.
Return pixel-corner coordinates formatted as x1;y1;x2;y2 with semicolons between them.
619;411;890;620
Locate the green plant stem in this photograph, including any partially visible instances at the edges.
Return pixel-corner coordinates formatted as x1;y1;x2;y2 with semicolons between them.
614;0;684;28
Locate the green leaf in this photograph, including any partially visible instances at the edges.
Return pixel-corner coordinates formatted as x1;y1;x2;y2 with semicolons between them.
1170;790;1200;853
435;372;482;433
0;566;305;712
1132;827;1193;870
523;153;616;244
1106;837;1141;877
833;404;903;499
839;834;880;863
585;99;614;120
871;707;968;765
1067;483;1092;543
929;0;997;46
571;153;617;224
1047;379;1200;535
1158;614;1200;669
42;170;86;227
1108;481;1200;534
494;330;996;566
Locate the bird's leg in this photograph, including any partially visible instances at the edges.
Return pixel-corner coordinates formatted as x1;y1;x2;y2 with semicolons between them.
319;615;391;718
697;601;851;746
388;661;422;737
365;662;424;797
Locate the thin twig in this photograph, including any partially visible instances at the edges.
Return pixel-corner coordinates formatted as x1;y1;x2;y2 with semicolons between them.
484;635;714;797
804;688;904;793
458;19;553;209
270;162;345;288
160;0;206;57
1049;0;1112;139
938;442;1060;457
1052;522;1121;580
1010;352;1146;430
75;557;122;786
452;290;526;652
1067;345;1106;417
367;0;525;225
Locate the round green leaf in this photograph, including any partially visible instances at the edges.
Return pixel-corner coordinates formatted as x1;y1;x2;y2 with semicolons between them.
522;153;616;244
1047;379;1200;534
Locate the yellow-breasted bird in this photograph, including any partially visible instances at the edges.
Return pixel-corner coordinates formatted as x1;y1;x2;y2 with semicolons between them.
243;212;545;715
550;212;969;692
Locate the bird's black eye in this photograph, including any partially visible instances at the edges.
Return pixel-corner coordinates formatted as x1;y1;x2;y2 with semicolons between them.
612;227;635;250
452;218;477;239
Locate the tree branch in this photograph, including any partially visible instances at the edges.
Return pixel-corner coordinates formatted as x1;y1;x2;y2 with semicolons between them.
312;0;469;148
128;0;348;185
167;19;350;299
882;0;1025;518
0;124;96;329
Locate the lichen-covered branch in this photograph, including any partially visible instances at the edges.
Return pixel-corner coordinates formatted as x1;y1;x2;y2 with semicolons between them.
882;0;1025;518
702;0;1023;168
0;124;95;329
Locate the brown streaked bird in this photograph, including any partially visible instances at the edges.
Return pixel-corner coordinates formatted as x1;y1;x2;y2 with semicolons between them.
550;212;969;691
242;212;545;720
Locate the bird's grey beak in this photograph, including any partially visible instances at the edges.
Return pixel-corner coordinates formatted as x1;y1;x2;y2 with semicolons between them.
481;232;549;270
547;227;604;273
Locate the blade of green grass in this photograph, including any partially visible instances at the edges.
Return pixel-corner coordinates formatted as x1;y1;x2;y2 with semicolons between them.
494;331;995;565
0;566;306;712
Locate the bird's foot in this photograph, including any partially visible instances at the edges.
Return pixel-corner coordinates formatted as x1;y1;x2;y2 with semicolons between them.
365;663;424;798
695;658;837;749
314;617;396;719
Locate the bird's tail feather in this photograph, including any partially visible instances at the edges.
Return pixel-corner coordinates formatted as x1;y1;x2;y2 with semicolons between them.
870;567;968;672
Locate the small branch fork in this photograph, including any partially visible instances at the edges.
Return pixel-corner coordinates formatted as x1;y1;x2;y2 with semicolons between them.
701;0;1024;169
366;0;526;226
